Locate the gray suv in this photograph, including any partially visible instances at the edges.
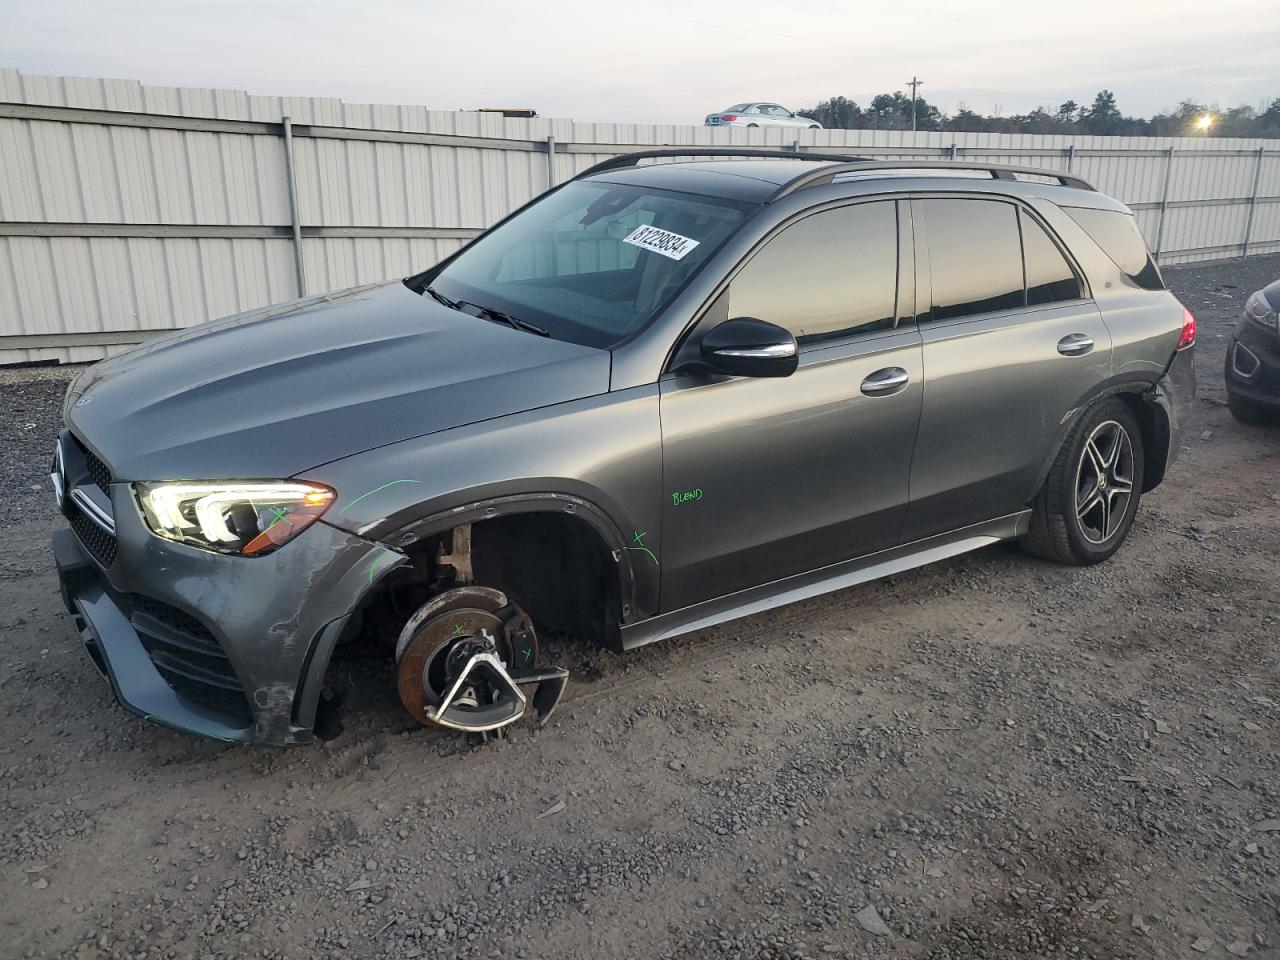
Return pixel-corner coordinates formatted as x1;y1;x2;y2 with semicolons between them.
51;150;1196;746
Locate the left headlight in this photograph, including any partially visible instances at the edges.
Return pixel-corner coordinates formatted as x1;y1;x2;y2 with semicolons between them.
134;481;335;556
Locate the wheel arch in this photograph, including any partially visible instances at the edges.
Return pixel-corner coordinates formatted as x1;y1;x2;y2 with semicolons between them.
292;492;642;737
389;491;642;622
1030;378;1170;500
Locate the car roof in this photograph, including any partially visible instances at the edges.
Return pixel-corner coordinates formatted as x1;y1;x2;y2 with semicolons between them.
593;159;842;202
587;157;1129;211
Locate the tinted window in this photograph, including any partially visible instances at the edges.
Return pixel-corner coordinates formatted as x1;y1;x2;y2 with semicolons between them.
729;202;897;344
922;199;1023;321
1020;210;1083;305
1063;206;1164;290
431;182;751;349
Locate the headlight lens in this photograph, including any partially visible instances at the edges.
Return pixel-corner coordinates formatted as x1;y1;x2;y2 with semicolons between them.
134;481;335;556
1245;291;1278;332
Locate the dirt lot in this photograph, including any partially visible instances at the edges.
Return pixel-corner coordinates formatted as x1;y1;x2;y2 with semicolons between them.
2;255;1278;960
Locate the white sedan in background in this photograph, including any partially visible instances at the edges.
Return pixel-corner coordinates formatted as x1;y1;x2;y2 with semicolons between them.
704;103;822;129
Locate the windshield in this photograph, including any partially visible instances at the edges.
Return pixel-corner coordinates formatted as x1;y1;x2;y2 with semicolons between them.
427;181;752;348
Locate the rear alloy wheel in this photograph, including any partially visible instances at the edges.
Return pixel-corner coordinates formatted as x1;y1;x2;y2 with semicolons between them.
1023;398;1145;565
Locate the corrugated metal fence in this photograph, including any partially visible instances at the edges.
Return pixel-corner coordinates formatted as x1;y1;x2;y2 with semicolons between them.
2;68;1279;365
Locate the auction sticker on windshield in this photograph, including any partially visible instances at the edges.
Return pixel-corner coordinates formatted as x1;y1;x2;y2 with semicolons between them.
622;225;701;261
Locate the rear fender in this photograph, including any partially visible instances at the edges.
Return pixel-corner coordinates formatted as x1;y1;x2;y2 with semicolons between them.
1028;372;1175;498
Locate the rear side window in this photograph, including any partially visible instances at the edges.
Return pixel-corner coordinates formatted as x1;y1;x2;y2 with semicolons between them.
921;198;1023;321
729;201;898;345
1063;206;1164;290
1020;210;1083;305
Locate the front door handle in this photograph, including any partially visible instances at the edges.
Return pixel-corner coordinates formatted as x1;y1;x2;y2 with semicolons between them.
1057;333;1095;356
860;367;910;396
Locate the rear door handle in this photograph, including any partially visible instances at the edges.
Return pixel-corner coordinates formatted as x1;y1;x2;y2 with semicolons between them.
860;367;910;396
1057;333;1095;356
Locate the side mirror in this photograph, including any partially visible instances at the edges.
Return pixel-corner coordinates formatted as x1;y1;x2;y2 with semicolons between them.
699;317;798;378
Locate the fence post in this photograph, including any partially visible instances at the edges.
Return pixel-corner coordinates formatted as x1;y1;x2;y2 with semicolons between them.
949;143;957;161
1153;145;1175;262
281;116;306;297
1241;145;1265;258
545;136;556;191
1066;143;1075;173
791;138;800;153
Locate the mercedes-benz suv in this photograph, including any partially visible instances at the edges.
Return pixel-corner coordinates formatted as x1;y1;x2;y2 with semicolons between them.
51;150;1196;746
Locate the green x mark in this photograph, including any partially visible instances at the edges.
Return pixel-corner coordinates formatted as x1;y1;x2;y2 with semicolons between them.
523;647;532;662
452;623;464;637
627;531;659;567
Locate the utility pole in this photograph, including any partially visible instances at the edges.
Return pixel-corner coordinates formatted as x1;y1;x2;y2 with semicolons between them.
906;76;923;131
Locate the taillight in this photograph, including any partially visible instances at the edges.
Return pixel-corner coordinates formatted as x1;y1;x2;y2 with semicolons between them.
721;114;737;122
1177;307;1196;351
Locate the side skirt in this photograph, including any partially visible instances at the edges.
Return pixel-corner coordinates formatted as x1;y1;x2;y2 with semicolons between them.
619;510;1031;651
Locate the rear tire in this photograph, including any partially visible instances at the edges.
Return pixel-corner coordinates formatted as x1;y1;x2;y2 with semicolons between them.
1227;392;1273;425
1022;398;1145;565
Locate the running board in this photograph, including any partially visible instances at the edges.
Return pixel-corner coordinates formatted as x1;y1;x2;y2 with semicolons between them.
619;511;1030;651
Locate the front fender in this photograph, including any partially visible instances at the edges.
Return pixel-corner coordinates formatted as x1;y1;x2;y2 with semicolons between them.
298;386;663;619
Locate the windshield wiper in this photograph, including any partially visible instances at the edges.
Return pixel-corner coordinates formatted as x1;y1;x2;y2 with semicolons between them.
423;285;458;310
455;300;550;337
424;285;550;337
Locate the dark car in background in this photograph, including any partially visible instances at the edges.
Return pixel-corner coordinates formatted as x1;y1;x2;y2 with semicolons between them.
1225;278;1280;423
51;150;1195;747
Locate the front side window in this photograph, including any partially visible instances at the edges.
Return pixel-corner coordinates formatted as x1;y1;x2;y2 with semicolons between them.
1020;210;1083;305
728;201;898;345
429;181;752;348
921;198;1023;321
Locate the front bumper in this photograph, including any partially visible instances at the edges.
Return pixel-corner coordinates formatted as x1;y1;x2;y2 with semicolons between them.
53;471;393;745
1225;320;1280;410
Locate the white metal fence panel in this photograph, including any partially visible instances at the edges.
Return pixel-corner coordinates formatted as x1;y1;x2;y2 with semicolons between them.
1;68;1279;364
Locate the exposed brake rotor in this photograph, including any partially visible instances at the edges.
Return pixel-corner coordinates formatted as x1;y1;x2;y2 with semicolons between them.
395;585;568;734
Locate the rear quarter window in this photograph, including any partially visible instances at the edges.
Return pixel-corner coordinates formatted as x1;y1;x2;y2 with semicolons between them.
1063;207;1164;291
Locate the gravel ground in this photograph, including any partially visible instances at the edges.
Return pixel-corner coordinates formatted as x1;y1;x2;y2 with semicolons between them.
1;255;1278;960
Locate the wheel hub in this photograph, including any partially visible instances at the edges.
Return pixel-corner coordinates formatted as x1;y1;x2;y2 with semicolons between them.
395;586;568;734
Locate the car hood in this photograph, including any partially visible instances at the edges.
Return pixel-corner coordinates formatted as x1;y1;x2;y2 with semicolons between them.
66;281;611;481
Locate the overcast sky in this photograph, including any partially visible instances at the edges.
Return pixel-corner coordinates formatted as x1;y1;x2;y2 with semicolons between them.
3;0;1277;122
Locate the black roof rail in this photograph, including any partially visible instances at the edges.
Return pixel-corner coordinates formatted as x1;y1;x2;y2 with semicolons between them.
570;149;1097;198
573;147;872;180
767;159;1096;199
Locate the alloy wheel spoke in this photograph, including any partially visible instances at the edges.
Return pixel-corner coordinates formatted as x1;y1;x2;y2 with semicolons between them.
1103;489;1122;536
1100;430;1122;469
1097;488;1111;537
1083;439;1106;478
1077;485;1103;521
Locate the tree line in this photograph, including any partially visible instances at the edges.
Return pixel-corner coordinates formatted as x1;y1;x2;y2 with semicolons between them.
794;90;1280;137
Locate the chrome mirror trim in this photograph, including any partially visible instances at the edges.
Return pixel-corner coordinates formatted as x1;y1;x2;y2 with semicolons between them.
713;342;797;359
